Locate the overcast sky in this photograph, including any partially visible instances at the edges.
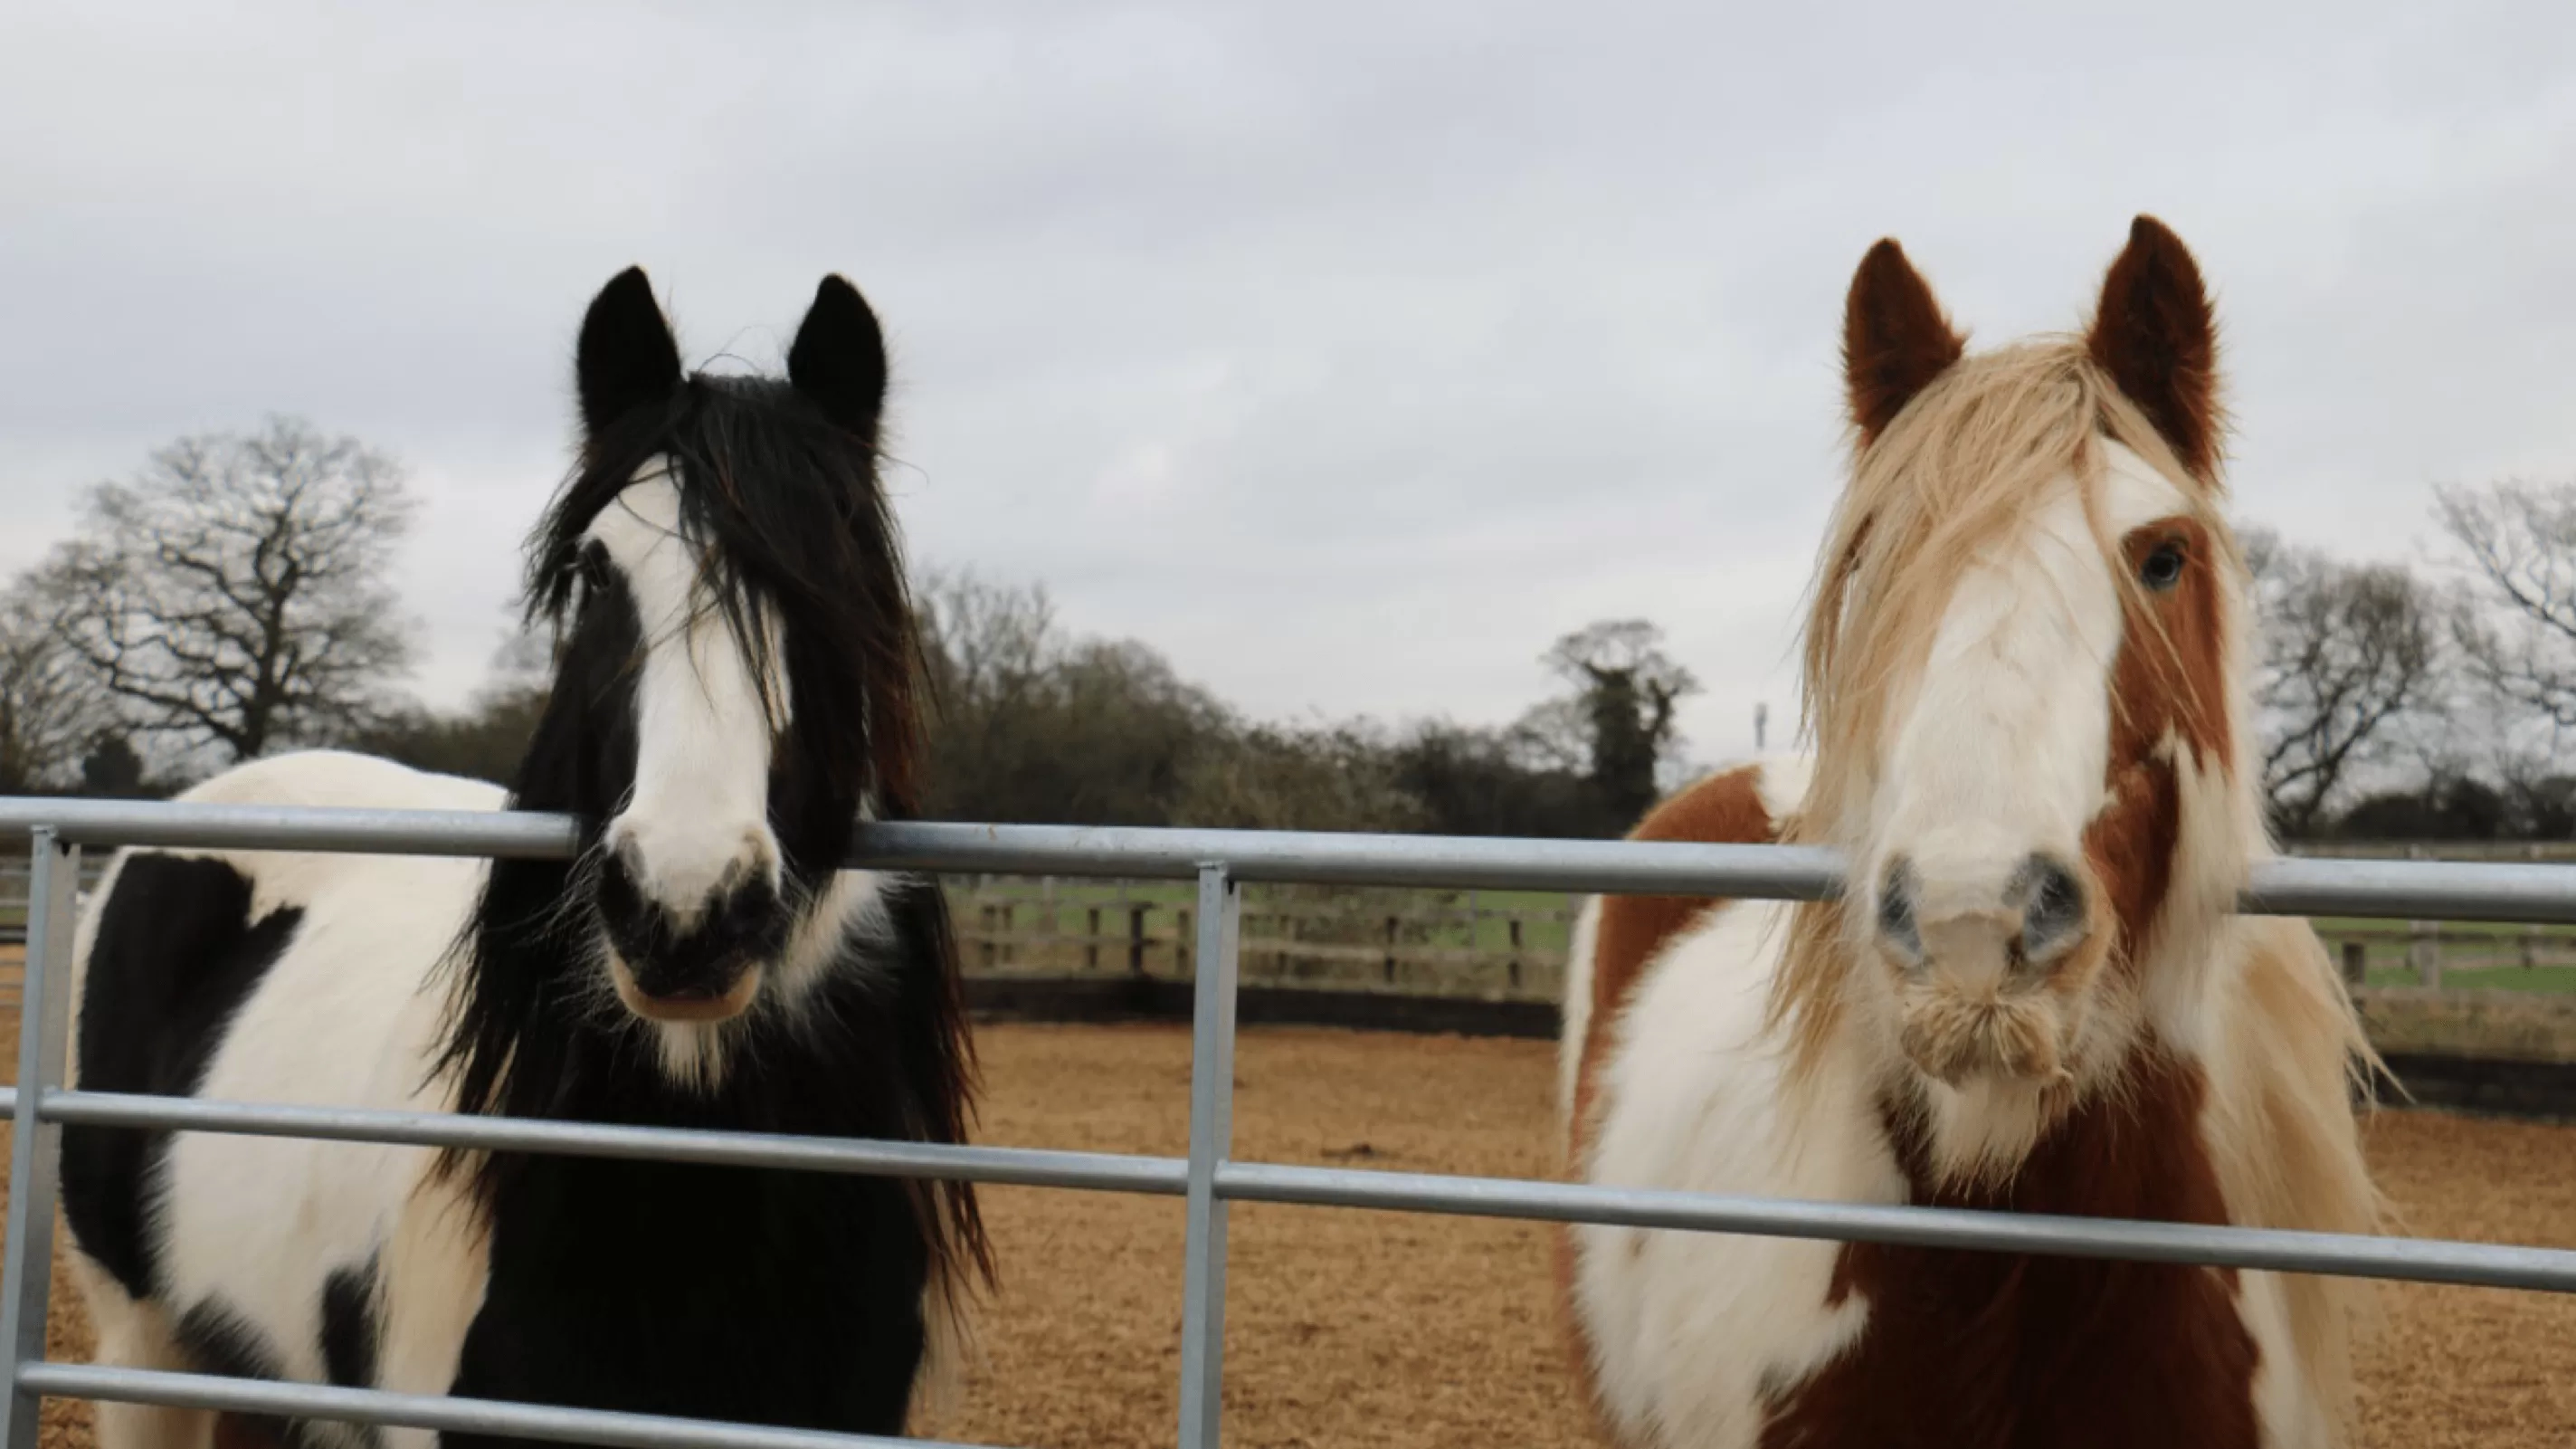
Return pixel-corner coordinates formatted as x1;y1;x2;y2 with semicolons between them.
8;3;2576;767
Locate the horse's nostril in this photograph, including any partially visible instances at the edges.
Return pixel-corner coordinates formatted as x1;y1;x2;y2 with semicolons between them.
2012;853;2089;962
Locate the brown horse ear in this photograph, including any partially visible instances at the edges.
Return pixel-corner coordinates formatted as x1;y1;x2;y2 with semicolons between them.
1842;239;1965;448
2087;215;2221;479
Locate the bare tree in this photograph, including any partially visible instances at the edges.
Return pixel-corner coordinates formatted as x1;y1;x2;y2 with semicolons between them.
2433;478;2576;729
0;564;110;792
49;416;421;763
915;566;1058;724
2243;526;2444;836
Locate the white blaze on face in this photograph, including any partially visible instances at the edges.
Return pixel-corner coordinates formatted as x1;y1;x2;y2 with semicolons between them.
1869;441;2191;928
586;461;786;924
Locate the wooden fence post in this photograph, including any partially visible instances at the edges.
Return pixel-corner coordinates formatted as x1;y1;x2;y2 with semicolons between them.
1128;904;1150;977
2524;843;2545;970
1383;916;1399;985
2407;844;2440;990
1177;908;1192;976
1508;918;1525;989
1086;906;1102;972
2340;939;2365;989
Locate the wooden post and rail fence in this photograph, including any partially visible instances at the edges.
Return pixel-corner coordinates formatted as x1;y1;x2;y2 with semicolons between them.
6;842;2576;1001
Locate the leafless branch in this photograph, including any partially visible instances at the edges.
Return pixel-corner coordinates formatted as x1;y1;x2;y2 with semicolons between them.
43;415;422;763
2244;525;2445;835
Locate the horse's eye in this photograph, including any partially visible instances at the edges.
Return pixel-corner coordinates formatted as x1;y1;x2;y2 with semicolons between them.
2139;540;2186;593
576;542;613;592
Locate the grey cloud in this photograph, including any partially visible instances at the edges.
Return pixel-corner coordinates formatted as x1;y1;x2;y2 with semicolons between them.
7;1;2574;756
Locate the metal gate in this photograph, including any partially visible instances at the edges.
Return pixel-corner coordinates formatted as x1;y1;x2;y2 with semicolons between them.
5;795;2575;1449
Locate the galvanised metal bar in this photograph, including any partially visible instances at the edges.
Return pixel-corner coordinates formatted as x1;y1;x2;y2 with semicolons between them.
2236;854;2576;923
1175;865;1242;1449
39;1091;1187;1196
11;798;2576;920
14;796;2576;1449
16;1363;984;1449
0;797;575;860
0;834;74;1449
1216;1162;2576;1294
38;1083;2576;1294
863;824;1844;901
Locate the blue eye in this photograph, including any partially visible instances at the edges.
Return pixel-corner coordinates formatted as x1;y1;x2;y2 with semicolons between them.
2140;540;2186;592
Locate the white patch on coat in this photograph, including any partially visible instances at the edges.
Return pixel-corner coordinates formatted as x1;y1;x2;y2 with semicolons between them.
1865;442;2191;891
580;461;889;1083
1568;897;1898;1449
585;463;785;921
1559;754;1811;1143
65;751;502;1449
2235;1261;2333;1449
1556;896;1602;1136
63;1252;212;1449
1852;440;2195;1172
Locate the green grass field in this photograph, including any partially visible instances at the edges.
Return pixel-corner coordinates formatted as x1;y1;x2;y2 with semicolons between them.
951;878;2576;996
2363;964;2576;993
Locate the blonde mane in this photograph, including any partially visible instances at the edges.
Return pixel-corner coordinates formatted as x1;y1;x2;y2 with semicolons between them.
1766;338;2239;1069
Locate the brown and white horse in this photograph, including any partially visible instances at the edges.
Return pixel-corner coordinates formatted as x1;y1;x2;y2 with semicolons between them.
1557;217;2382;1449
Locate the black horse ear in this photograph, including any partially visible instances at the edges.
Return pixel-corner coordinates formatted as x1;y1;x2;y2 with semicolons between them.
575;266;682;436
786;275;889;436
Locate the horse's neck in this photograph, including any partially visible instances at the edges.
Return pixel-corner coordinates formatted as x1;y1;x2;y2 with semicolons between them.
1888;1040;2231;1222
452;858;894;1128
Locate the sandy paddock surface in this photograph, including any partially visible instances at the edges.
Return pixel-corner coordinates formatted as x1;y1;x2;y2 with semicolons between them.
3;1015;2573;1447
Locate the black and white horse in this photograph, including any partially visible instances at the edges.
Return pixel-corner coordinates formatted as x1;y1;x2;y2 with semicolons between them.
60;267;988;1449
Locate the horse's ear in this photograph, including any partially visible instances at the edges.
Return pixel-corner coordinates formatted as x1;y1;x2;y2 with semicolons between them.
576;266;683;436
787;275;889;436
1842;239;1965;448
2086;214;2220;479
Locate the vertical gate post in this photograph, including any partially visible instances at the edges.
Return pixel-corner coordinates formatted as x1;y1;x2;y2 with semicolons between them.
1176;863;1241;1449
2;831;79;1449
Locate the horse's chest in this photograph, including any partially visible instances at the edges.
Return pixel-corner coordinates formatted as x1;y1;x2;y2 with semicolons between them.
451;1150;931;1434
1758;1245;2260;1449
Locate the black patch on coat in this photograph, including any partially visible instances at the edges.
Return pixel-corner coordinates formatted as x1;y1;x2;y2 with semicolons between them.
173;1300;310;1449
61;853;304;1301
319;1253;383;1391
441;877;970;1444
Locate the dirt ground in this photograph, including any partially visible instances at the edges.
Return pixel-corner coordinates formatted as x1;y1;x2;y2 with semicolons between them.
5;1018;2574;1447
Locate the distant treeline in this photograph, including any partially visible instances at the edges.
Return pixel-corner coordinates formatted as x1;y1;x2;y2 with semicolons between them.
15;416;2576;844
340;570;1668;840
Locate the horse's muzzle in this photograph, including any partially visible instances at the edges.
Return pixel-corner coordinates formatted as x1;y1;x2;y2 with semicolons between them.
594;845;788;1023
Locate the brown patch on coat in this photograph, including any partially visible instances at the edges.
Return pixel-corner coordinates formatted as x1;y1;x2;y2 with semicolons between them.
1843;240;1968;449
1762;1046;2260;1448
2086;215;2225;482
2083;516;2231;970
1558;764;1779;1442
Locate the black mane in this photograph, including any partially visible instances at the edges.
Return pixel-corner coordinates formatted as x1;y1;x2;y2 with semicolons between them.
527;372;926;815
428;339;990;1421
